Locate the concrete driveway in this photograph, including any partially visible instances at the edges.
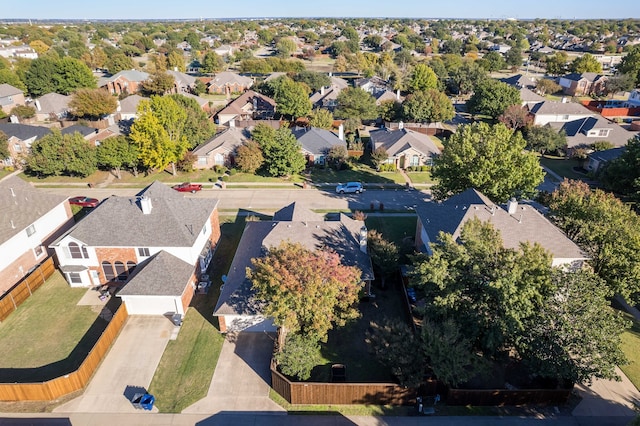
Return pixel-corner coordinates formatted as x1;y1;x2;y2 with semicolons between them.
182;332;285;415
53;316;174;414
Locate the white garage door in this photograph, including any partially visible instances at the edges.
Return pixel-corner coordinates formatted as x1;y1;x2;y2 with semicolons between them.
121;295;181;316
225;315;277;332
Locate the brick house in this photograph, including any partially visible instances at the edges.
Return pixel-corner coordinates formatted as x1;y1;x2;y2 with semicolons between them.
0;83;25;114
369;126;441;169
192;127;249;169
0;176;74;296
292;126;347;165
50;181;220;316
558;73;607;97
101;70;150;96
207;71;253;95
0;122;51;167
215;90;276;126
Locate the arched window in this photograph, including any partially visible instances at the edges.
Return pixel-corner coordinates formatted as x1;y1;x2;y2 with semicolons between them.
69;242;82;259
102;261;115;281
126;261;136;274
114;261;127;281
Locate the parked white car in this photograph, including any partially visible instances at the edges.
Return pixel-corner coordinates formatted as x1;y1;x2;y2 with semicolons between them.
336;182;364;194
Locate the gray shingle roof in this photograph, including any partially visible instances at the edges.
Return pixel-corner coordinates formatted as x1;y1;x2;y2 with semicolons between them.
35;93;70;114
0;83;23;97
369;128;441;157
118;250;194;296
208;72;253;89
192;127;249;156
529;100;594;116
589;146;625;163
61;125;98;138
519;87;545;103
272;202;324;222
415;188;585;261
556;116;637;148
214;210;374;316
105;69;150;84
0;123;51;141
55;181;219;247
167;70;196;87
0;176;68;244
118;94;147;114
217;90;276;116
291;127;346;156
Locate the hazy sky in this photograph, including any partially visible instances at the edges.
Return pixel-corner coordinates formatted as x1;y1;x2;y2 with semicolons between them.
4;0;639;20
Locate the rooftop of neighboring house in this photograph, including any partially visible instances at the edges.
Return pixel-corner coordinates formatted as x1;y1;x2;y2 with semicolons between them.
529;100;595;116
0;176;68;244
549;116;637;148
0;122;51;141
61;124;99;138
192;127;249;156
217;90;276;116
291;126;346;155
561;72;606;82
103;69;150;84
208;71;253;88
369;127;441;157
214;203;374;316
0;83;23;98
415;188;585;261
167;70;196;87
500;74;537;89
34;93;71;114
588;146;626;163
519;87;546;104
118;94;147;115
51;181;219;248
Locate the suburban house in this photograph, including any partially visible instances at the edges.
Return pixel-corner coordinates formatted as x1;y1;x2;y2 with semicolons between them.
213;203;374;333
519;87;546;108
585;146;625;173
355;76;401;105
0;83;25;114
558;72;607;97
625;89;640;108
500;74;537;90
309;76;349;110
528;100;595;126
0;123;51;166
213;45;234;56
207;72;253;95
215;90;277;126
166;70;197;94
292;126;347;165
0;176;73;296
116;94;147;121
414;188;587;268
548;115;637;148
101;69;150;96
181;92;211;113
61;125;102;146
192;127;249;169
369;126;441;169
50;181;220;316
33;93;71;122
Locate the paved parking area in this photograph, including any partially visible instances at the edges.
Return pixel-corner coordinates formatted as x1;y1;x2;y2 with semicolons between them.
53;316;175;414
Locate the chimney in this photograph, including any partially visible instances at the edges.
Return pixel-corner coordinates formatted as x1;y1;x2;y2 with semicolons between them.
396;89;400;100
35;100;41;111
359;225;368;254
507;198;518;215
338;123;344;141
320;86;325;96
139;195;153;215
229;118;235;128
398;121;404;130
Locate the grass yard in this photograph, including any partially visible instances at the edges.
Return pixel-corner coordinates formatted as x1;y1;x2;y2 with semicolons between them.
539;155;588;181
365;215;417;249
0;272;109;382
0;168;13;180
148;215;248;413
20;170;112;186
406;171;434;184
310;164;405;185
619;313;640;392
226;172;304;183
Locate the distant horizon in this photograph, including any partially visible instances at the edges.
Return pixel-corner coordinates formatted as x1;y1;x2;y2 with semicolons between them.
4;0;639;21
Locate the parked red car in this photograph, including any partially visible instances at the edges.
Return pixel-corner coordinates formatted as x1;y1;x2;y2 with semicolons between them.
68;196;100;208
172;182;203;193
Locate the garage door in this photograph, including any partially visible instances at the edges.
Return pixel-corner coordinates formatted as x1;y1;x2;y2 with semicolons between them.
224;315;277;332
120;295;180;316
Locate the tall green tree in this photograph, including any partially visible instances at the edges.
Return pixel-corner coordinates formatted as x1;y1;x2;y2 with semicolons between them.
168;94;216;149
335;87;378;121
24;57;57;96
292;71;331;91
201;51;225;74
367;229;399;289
619;45;640;86
545;52;569;76
519;268;629;385
524;125;567;154
448;60;487;95
251;123;305;177
0;69;27;92
408;63;438;93
433;122;544;202
235;139;264;174
53;57;96;94
276;38;297;58
548;179;640;302
0;131;9;160
273;77;312;119
402;89;454;123
570;53;603;74
26;129;97;177
505;47;523;68
308;108;334;129
479;51;506;72
467;79;521;119
248;241;362;343
105;53;134;74
274;333;323;381
141;71;175;96
96;135;139;179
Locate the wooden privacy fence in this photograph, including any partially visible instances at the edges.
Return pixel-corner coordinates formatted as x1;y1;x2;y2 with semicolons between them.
0;304;128;401
0;257;55;322
271;360;415;405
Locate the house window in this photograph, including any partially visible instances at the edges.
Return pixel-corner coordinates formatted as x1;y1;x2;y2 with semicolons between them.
102;261;115;281
214;153;225;166
562;115;569;120
114;261;127;281
34;245;44;257
69;242;82;258
198;157;207;166
13;143;22;153
25;224;36;237
598;129;610;137
410;155;420;166
68;272;82;284
138;247;150;257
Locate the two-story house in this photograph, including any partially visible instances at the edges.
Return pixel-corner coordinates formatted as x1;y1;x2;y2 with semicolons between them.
0;83;25;115
369;126;441;169
0;122;51;166
101;70;150;96
0;176;73;295
50;181;220;316
558;73;607;97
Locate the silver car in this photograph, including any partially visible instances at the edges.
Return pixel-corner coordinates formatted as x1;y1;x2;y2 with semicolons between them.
336;182;363;194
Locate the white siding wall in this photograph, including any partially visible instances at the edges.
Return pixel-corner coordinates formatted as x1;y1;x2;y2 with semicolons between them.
120;295;183;315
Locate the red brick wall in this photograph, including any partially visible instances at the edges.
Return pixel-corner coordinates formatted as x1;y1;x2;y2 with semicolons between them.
209;209;221;246
218;315;227;333
94;247;137;284
181;271;197;313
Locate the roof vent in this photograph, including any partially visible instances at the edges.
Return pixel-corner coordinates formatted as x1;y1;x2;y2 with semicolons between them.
507;198;518;215
139;195;153;214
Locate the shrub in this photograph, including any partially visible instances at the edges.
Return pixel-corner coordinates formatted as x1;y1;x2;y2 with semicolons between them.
420;165;430;172
221;175;229;182
379;163;396;172
213;165;226;174
229;168;237;175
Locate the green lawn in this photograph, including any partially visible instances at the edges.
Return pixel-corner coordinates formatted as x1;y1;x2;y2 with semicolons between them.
20;170;113;186
406;171;434;184
619;313;640;392
0;168;13;180
365;215;417;249
311;165;405;185
226;172;304;183
148;215;248;413
0;272;110;382
539;155;588;181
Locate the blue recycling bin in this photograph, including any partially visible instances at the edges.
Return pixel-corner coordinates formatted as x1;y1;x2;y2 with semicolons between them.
132;392;155;410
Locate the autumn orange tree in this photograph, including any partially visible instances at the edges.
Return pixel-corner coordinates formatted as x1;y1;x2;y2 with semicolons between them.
248;241;362;344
